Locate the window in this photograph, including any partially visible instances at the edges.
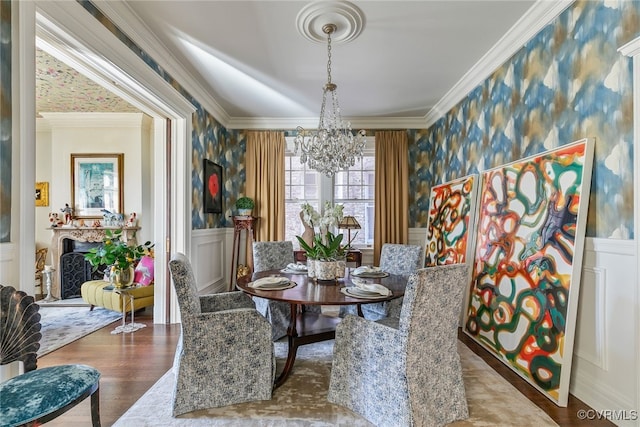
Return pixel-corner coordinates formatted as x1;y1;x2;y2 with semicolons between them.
284;150;320;246
284;138;375;248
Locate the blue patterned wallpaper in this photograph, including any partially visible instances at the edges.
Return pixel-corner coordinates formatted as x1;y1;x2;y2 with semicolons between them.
0;0;11;243
410;0;639;239
80;0;637;238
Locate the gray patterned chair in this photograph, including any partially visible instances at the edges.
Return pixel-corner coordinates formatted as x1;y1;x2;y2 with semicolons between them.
168;253;273;416
341;243;423;320
328;264;470;427
0;285;101;426
252;241;298;341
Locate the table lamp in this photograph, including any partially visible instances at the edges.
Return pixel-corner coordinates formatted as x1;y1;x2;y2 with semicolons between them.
338;216;361;248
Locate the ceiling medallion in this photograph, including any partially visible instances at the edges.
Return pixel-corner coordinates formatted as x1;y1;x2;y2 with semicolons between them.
296;1;365;44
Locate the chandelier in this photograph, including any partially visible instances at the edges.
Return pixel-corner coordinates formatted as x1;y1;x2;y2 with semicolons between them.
294;23;366;177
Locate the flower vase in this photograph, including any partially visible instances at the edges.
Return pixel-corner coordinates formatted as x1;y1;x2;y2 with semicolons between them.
110;266;134;288
316;260;336;281
307;259;316;278
335;256;346;278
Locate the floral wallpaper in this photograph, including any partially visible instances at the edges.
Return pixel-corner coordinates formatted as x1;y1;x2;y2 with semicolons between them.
0;0;11;243
35;48;139;114
409;0;639;239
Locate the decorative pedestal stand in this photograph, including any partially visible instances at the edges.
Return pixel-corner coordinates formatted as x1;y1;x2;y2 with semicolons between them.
42;268;58;303
228;216;258;291
111;287;147;334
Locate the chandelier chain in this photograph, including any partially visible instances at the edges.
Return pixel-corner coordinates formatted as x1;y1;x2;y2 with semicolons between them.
326;30;332;85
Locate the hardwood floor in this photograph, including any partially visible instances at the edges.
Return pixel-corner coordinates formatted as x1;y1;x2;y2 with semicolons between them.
37;309;180;427
36;309;613;426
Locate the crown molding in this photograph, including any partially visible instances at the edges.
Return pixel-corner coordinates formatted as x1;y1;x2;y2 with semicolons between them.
92;0;230;127
36;2;196;119
424;0;575;128
619;36;640;57
229;115;428;131
91;0;574;131
39;112;147;128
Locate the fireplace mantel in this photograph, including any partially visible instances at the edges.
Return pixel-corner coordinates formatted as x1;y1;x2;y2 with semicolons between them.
49;227;140;299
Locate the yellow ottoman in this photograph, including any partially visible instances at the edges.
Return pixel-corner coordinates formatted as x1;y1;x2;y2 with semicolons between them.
81;280;154;313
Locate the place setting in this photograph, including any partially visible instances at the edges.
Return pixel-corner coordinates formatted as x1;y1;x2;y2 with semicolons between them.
280;262;309;274
351;265;390;278
341;278;392;300
248;275;297;291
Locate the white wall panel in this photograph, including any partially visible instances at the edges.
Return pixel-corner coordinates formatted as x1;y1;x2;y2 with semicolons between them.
574;266;607;370
0;243;17;285
191;228;227;293
571;238;637;426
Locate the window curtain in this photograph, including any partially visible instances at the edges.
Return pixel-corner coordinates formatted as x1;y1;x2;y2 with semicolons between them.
245;131;286;252
373;130;409;265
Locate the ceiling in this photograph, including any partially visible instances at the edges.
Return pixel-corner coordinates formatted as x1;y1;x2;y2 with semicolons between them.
35;48;139;116
37;0;556;128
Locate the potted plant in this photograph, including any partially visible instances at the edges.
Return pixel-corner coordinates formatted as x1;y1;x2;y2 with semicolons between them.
296;234;319;278
84;229;154;288
312;231;343;281
236;196;255;216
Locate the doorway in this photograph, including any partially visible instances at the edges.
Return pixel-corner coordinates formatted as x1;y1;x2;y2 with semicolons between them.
20;1;195;323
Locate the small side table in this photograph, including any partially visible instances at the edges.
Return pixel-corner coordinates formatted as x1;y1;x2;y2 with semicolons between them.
111;286;147;334
229;216;258;291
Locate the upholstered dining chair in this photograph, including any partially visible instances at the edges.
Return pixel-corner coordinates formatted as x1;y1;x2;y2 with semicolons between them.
328;264;470;427
252;241;296;341
168;253;273;416
0;284;101;426
341;243;423;320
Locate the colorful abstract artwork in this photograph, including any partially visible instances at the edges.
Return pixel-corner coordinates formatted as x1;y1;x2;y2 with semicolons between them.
424;174;478;267
463;138;594;406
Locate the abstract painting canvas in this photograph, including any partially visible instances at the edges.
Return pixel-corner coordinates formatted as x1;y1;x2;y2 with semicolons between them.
424;174;479;267
463;138;594;406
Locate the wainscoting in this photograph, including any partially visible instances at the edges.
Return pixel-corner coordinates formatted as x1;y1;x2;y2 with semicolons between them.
191;228;230;294
570;238;638;426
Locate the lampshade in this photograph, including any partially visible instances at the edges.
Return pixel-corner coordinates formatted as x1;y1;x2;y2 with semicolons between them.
338;216;361;230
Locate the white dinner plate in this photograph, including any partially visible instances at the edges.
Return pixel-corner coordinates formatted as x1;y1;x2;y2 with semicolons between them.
341;287;391;299
351;271;390;278
250;276;290;288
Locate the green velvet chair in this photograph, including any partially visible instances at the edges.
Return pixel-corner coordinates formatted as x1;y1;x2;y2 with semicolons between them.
0;285;101;426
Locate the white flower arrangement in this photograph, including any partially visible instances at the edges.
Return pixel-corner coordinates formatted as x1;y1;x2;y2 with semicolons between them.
300;201;344;232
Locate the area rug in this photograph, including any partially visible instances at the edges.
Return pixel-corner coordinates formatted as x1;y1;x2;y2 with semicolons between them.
114;340;558;426
38;296;90;307
37;305;121;357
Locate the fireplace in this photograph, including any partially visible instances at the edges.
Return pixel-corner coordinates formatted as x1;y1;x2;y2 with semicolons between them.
59;240;105;299
48;227;140;299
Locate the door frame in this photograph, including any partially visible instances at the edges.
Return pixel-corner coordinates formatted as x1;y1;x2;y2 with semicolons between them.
20;1;195;323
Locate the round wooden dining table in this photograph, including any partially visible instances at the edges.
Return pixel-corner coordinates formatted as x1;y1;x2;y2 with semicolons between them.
236;268;409;387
